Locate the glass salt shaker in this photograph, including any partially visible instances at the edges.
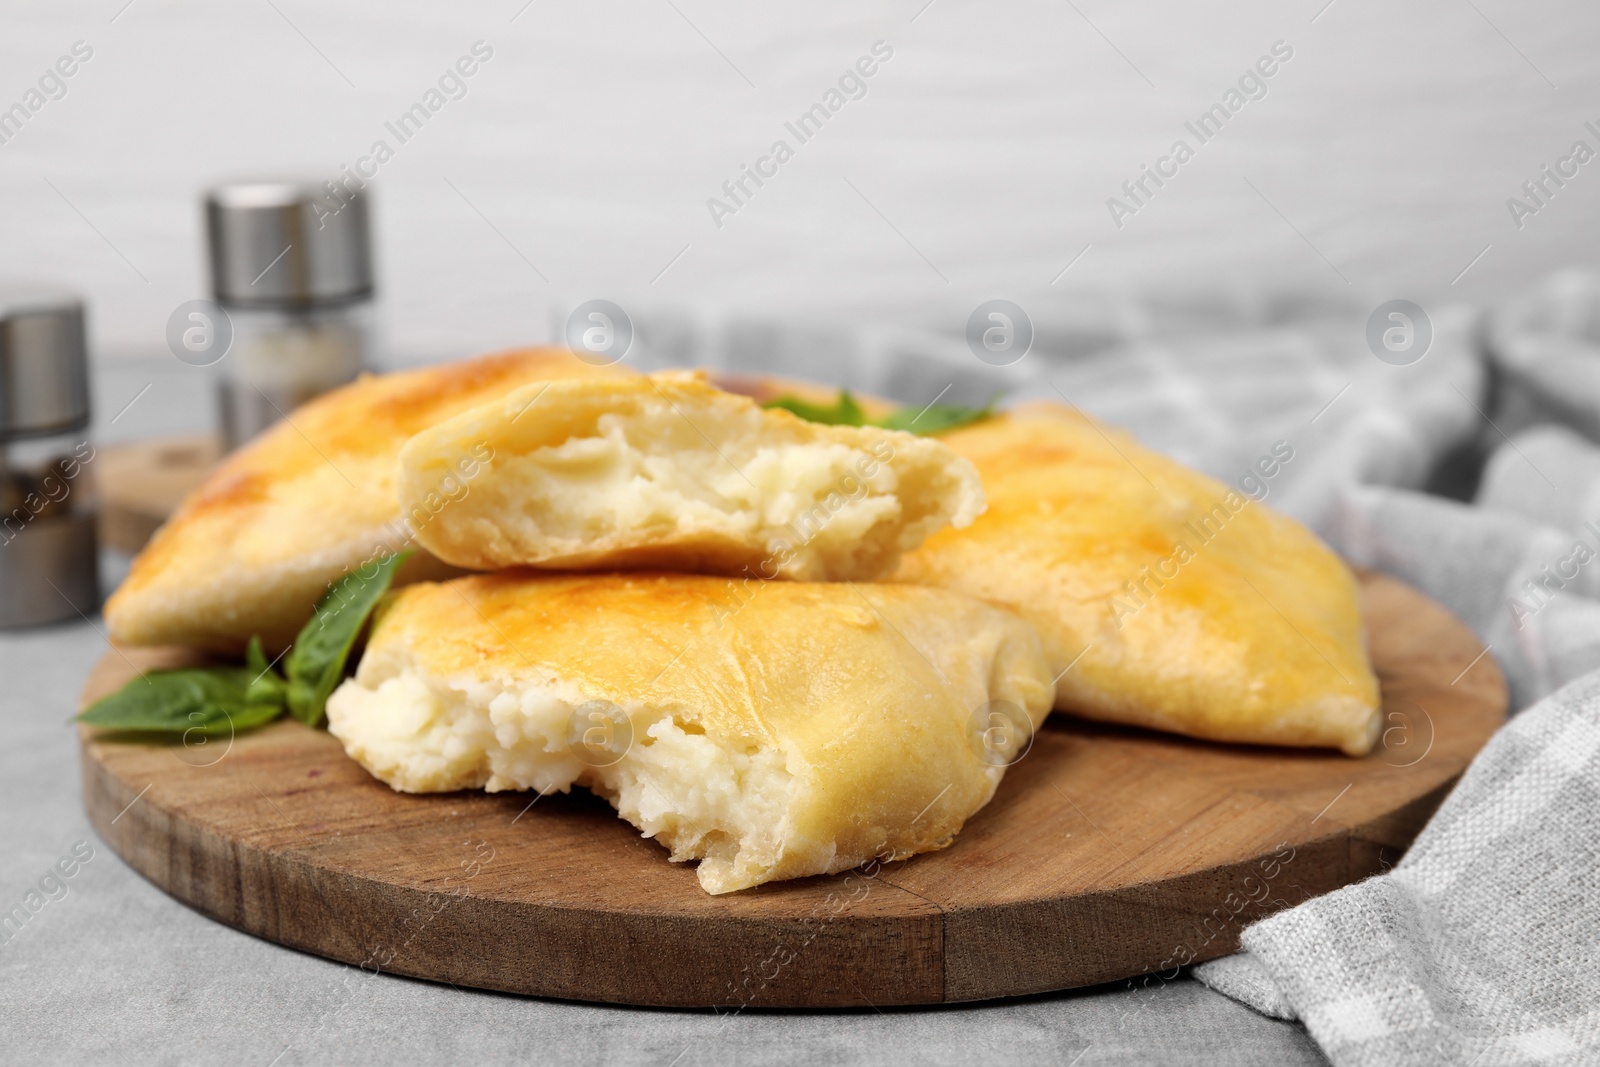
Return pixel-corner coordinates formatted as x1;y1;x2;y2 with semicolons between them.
204;181;374;448
0;289;98;628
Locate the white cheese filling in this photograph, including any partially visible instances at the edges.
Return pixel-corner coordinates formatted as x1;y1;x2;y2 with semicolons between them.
327;654;800;894
463;407;976;579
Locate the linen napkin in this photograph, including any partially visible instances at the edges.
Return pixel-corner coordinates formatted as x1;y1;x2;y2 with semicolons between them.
1190;287;1600;1065
1194;663;1600;1065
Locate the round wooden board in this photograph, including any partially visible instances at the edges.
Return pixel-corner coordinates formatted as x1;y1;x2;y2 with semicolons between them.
78;570;1505;1009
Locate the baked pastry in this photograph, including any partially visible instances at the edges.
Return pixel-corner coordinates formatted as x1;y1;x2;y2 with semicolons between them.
105;349;628;653
396;371;983;581
895;403;1382;755
325;572;1054;893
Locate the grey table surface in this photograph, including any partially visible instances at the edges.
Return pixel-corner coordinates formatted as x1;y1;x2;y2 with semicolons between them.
0;620;1328;1067
0;360;1328;1066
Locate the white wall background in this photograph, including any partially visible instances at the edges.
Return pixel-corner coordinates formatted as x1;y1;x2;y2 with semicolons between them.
1;0;1596;365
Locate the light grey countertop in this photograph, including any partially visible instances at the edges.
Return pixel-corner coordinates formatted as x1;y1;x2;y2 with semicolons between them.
0;619;1324;1067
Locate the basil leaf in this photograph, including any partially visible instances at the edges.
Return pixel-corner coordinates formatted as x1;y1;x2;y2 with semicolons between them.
874;398;996;435
762;391;867;427
765;388;995;436
222;701;291;733
285;552;408;727
77;667;282;736
79;555;402;737
244;635;288;707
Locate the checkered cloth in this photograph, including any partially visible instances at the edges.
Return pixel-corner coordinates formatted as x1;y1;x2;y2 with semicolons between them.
636;294;1486;513
643;281;1600;1065
1190;285;1600;1063
1195;672;1600;1064
1485;268;1600;443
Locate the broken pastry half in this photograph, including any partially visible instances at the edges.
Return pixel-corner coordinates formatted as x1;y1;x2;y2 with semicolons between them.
105;348;629;653
396;371;983;581
326;572;1053;894
895;402;1382;756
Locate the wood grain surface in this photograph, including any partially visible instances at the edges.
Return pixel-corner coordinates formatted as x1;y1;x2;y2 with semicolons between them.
97;434;221;554
78;570;1505;1008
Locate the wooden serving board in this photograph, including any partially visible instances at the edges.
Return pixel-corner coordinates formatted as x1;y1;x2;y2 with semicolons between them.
78;571;1505;1008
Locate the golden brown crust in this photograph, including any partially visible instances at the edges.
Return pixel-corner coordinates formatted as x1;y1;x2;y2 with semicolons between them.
105;348;629;652
895;402;1382;755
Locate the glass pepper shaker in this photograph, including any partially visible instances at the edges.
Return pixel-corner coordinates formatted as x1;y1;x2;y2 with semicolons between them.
0;288;98;628
204;181;374;448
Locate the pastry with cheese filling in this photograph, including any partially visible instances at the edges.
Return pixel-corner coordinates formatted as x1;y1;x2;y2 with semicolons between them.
896;402;1382;756
326;571;1053;893
105;348;627;653
397;371;983;581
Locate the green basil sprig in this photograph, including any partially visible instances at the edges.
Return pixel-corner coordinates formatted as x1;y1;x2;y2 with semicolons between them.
285;553;407;725
763;389;995;436
762;390;868;427
75;659;283;737
77;552;408;736
874;399;998;435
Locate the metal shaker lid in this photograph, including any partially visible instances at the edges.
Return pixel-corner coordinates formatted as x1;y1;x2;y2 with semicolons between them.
0;288;89;440
205;181;373;309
